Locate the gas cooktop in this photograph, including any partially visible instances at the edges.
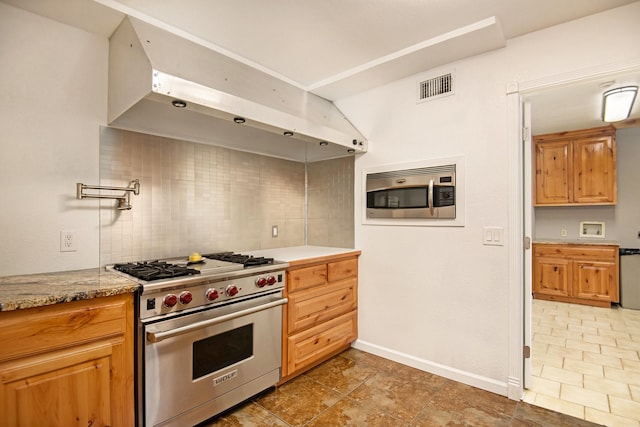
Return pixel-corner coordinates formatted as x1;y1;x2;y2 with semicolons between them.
111;252;281;282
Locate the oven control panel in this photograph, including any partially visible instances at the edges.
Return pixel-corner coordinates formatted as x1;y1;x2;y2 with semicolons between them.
140;271;285;319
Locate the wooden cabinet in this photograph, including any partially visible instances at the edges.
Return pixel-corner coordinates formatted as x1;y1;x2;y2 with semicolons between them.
0;294;135;426
533;243;619;307
534;126;616;206
280;252;359;383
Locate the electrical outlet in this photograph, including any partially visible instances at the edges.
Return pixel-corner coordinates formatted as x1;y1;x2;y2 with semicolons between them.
637;231;640;239
60;231;77;252
271;225;278;238
561;229;567;237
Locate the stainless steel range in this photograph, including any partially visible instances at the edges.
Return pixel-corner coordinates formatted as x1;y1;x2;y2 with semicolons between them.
110;252;288;427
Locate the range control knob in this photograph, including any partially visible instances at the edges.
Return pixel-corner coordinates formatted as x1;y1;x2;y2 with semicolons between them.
163;294;178;308
205;288;219;301
179;291;193;305
255;277;268;288
266;275;277;286
226;285;239;297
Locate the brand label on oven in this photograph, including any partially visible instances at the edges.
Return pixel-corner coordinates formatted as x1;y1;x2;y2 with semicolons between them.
213;370;238;386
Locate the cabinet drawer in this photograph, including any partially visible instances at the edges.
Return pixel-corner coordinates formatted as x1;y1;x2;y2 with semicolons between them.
0;295;129;362
287;310;357;374
563;246;616;261
328;258;358;282
287;278;357;334
533;244;617;261
288;265;327;293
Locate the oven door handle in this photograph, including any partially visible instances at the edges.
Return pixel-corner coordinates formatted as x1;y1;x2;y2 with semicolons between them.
146;297;288;343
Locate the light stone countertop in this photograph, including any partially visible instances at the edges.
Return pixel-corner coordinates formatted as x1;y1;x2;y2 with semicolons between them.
246;246;361;265
0;268;139;312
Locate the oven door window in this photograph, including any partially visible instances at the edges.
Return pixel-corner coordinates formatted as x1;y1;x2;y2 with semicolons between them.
367;188;428;209
192;324;253;380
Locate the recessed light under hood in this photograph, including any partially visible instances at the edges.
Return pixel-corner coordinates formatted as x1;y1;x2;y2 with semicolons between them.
108;17;367;162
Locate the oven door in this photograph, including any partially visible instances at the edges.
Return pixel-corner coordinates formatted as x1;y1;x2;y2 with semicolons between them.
143;290;286;427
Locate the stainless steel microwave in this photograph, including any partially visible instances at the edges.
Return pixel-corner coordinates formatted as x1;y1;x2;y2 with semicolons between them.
366;164;456;219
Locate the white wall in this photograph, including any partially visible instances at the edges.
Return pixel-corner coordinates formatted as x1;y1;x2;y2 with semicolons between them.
337;2;640;395
0;3;108;275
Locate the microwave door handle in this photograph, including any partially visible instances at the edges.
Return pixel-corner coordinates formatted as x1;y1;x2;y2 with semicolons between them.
428;179;435;216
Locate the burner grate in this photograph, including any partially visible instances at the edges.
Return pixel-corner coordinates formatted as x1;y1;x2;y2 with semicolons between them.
202;252;274;267
114;261;200;281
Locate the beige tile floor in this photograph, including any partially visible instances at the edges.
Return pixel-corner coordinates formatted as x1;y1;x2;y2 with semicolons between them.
524;299;640;426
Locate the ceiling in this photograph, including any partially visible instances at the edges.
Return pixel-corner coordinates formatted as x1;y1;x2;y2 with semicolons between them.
3;0;639;134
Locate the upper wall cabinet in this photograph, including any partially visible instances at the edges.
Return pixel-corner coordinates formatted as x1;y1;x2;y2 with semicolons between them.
534;126;617;206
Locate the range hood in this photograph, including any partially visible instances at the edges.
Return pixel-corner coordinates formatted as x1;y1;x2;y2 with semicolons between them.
108;17;367;162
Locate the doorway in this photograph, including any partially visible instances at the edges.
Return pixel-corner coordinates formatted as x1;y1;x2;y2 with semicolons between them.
512;62;640;425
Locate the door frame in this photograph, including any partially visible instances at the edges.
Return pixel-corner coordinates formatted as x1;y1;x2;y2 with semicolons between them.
505;57;640;401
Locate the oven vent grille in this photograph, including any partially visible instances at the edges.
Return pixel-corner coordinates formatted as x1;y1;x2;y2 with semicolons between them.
417;72;454;102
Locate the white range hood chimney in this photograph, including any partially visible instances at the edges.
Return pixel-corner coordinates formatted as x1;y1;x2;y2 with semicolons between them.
108;17;367;162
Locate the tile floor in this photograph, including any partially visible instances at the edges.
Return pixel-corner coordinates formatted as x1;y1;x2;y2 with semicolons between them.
201;347;601;426
524;299;640;426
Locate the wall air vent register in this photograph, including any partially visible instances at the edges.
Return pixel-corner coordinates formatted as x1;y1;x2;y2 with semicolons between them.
417;71;455;103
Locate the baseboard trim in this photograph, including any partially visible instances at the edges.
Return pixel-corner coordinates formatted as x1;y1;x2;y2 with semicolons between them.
352;339;509;398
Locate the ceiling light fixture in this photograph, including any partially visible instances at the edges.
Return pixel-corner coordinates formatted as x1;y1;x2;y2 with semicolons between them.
283;131;294;136
602;86;638;122
171;99;187;108
233;117;246;124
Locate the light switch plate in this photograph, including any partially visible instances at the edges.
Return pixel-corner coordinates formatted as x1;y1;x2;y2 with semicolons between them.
483;226;504;246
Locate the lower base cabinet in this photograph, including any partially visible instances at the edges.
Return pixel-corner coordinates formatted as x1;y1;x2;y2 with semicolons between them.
280;252;359;383
0;294;135;426
533;243;619;307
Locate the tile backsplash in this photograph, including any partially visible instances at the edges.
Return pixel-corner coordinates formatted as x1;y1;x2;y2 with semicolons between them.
99;128;353;265
307;157;355;248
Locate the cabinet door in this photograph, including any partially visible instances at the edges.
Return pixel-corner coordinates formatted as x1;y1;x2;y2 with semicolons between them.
533;256;571;298
534;140;572;205
573;261;616;302
0;340;119;427
573;136;616;204
0;295;134;427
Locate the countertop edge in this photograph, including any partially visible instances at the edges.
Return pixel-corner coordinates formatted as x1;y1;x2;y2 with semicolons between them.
0;268;139;312
533;240;619;246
